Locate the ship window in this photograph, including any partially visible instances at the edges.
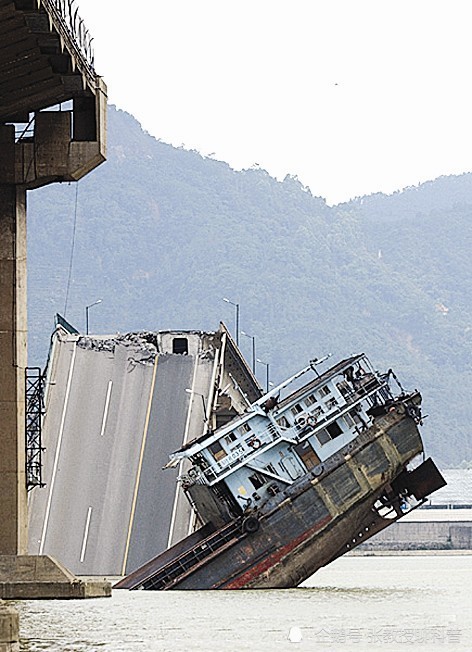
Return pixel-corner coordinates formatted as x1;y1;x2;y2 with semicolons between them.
239;423;251;434
337;380;351;398
304;395;317;406
316;422;343;445
265;463;277;475
224;432;238;445
249;472;265;489
316;428;331;445
172;337;188;354
291;404;303;416
276;416;290;429
327;422;343;438
319;386;331;397
209;440;226;461
349;408;363;424
343;413;355;428
326;397;338;410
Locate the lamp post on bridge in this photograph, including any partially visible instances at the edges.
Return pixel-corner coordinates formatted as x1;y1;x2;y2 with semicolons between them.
257;358;270;393
85;299;102;335
222;297;240;346
241;330;256;374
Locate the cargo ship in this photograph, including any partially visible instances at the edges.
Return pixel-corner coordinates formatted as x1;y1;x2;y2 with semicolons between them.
115;353;446;590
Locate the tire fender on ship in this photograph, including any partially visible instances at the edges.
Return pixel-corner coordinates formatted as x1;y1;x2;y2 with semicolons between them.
295;415;307;428
242;515;260;534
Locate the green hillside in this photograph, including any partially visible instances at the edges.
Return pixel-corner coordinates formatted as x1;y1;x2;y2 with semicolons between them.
27;106;472;468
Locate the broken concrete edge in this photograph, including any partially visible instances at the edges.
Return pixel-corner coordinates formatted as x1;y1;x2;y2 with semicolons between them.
0;556;111;600
0;602;19;648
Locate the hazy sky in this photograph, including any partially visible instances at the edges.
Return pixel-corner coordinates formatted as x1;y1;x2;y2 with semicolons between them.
76;0;472;204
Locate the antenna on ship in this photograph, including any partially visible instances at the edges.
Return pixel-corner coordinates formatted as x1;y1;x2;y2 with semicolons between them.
310;353;332;376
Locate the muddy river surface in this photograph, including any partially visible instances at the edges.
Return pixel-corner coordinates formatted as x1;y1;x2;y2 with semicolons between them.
15;554;472;651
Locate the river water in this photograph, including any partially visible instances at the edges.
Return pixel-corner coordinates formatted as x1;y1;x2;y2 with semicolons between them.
15;554;472;651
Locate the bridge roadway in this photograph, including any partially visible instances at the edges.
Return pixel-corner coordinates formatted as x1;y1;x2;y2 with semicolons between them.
28;329;213;576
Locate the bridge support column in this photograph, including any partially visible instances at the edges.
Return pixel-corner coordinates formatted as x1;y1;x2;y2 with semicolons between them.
0;183;28;557
0;169;110;600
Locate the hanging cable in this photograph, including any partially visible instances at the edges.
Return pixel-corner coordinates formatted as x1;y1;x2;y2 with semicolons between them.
63;182;79;317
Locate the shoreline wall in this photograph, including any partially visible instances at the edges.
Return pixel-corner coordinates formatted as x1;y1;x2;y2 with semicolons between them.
357;521;472;551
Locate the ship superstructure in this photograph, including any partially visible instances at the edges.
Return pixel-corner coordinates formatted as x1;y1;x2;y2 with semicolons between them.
174;354;400;517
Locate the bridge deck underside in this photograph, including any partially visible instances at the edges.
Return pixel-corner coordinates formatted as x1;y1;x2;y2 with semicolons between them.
0;0;95;122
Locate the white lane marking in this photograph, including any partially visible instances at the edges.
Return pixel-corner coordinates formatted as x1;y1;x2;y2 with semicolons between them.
39;342;77;554
166;357;199;549
99;380;113;437
80;506;93;563
121;356;159;576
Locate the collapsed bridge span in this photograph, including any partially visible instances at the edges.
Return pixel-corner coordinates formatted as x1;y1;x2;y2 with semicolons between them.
28;320;261;576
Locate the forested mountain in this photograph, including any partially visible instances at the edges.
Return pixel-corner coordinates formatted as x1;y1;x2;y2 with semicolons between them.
27;106;472;468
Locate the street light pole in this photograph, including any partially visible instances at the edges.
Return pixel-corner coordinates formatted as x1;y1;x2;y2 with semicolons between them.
222;297;240;346
85;299;102;335
241;330;256;374
256;358;270;393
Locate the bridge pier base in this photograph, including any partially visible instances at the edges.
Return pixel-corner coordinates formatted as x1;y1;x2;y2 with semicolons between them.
0;556;111;600
0;602;19;652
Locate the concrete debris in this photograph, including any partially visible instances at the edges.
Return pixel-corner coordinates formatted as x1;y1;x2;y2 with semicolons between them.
119;331;159;351
127;353;156;370
77;332;158;364
77;337;115;353
199;349;215;361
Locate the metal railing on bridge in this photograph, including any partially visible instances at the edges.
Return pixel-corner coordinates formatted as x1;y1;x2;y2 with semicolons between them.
25;367;45;491
42;0;95;76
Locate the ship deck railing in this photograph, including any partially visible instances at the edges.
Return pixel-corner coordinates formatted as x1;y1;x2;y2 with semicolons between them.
194;374;390;486
200;421;286;483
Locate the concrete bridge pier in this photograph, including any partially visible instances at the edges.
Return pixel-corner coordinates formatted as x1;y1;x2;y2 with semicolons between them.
0;180;109;597
0;132;110;598
0;183;28;559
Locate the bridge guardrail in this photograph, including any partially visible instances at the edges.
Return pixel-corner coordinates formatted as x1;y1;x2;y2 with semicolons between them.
42;0;96;80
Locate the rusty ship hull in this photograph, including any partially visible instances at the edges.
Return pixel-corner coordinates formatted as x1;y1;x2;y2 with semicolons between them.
115;396;445;591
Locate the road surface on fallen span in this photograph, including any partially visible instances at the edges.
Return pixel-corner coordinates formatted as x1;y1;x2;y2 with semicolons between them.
29;334;212;575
